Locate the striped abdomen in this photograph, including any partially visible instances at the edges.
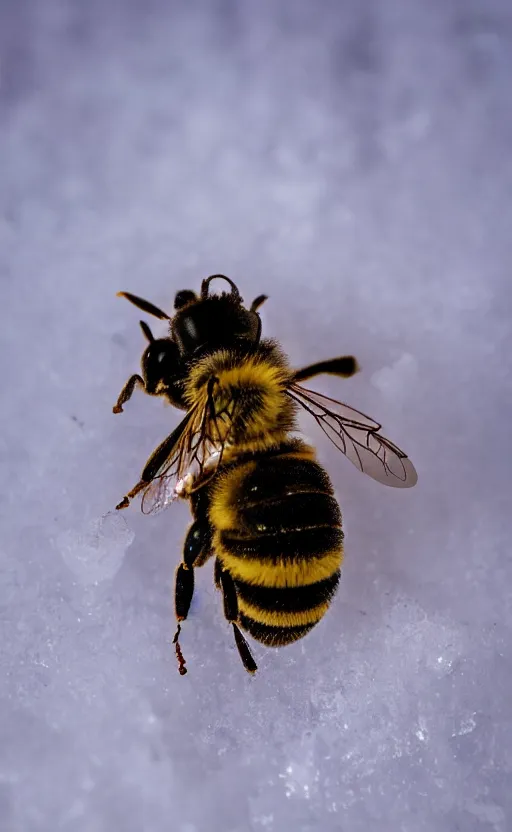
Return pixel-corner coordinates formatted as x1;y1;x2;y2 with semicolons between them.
209;441;343;646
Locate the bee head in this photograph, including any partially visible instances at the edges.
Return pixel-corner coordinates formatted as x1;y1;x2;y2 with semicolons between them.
121;321;183;409
171;275;267;357
117;276;267;379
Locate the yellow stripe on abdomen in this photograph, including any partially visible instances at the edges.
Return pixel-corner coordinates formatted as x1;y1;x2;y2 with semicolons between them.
237;598;330;628
215;546;343;588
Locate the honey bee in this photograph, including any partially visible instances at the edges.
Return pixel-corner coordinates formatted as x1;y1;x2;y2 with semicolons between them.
113;275;417;674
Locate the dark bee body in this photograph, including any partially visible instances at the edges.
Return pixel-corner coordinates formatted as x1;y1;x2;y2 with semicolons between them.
209;439;343;646
113;275;417;674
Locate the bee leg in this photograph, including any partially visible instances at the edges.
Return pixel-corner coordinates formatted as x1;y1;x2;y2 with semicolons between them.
116;411;195;510
172;520;212;676
293;356;360;382
218;567;258;674
214;557;222;589
115;479;147;510
113;374;145;413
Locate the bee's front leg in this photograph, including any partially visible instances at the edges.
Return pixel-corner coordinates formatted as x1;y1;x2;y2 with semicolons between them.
113;374;145;413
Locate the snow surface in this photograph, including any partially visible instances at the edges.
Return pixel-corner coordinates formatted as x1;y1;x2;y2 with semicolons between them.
1;1;511;830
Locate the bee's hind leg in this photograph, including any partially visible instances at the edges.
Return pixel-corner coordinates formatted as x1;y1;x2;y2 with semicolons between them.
173;520;212;675
216;562;258;675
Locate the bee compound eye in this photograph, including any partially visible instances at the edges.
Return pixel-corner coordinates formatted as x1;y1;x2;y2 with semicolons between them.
144;340;180;376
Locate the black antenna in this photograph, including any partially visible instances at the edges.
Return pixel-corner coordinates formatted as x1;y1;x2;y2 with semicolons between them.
250;294;268;312
117;292;171;320
200;275;241;301
139;321;154;342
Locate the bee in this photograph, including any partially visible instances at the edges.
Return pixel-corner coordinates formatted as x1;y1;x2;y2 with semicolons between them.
113;275;417;675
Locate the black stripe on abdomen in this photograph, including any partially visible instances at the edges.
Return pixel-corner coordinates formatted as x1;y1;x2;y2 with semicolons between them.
234;571;340;613
238;614;315;646
241;492;341;535
240;455;335;503
219;525;344;562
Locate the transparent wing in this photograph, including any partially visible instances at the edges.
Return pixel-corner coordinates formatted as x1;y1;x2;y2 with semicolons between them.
288;383;417;488
139;387;240;515
140;430;223;515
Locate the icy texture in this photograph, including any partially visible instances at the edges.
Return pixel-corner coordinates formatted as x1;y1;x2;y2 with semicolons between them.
56;513;134;586
1;1;511;830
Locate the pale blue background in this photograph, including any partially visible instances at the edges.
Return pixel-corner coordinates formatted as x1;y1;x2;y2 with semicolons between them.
1;1;511;830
